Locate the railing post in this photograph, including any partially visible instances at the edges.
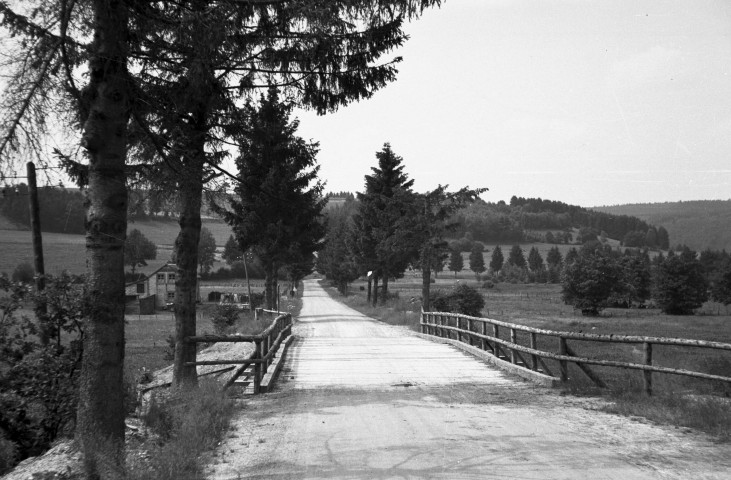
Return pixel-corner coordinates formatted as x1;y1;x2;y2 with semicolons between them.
643;342;653;396
467;318;473;346
253;339;262;394
559;336;568;382
481;321;487;351
530;332;538;371
510;328;517;364
420;312;426;334
493;324;500;358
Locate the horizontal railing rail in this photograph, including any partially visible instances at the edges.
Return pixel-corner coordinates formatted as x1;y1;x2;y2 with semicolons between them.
421;311;731;395
184;309;293;393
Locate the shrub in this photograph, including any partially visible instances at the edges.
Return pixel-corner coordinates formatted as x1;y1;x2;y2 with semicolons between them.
10;262;34;283
0;274;85;468
211;304;240;334
431;284;485;317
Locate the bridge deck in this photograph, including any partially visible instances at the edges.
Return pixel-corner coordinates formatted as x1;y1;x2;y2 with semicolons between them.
206;280;731;480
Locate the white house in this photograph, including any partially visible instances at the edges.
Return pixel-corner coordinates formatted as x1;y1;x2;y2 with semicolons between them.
125;263;200;311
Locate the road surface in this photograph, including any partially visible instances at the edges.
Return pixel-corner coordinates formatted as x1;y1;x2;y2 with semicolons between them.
205;280;730;479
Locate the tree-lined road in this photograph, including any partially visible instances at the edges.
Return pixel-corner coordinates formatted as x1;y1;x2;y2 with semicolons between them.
206;280;730;479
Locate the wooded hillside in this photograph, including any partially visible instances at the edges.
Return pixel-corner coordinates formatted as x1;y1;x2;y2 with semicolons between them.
593;200;731;252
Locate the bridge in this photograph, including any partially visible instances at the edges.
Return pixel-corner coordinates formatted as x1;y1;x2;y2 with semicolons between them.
204;280;730;479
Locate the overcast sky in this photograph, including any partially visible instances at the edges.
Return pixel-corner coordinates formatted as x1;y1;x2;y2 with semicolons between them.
293;0;731;207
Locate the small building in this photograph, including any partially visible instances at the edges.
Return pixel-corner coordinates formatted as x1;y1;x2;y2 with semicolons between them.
125;263;200;312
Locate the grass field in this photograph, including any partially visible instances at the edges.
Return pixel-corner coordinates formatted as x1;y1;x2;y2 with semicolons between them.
0;217;233;277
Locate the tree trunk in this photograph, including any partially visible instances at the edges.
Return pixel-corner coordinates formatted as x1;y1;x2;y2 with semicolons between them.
76;0;130;476
422;264;432;313
372;275;379;306
381;275;389;304
264;261;276;310
172;153;204;389
367;277;372;302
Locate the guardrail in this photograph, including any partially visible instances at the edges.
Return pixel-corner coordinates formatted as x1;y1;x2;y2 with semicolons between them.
184;309;292;393
420;311;731;395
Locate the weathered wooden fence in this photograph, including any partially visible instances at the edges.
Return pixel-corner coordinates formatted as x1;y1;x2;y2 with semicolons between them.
421;311;731;395
184;309;292;393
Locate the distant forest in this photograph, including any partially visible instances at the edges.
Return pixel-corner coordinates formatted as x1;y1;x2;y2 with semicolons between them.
594;200;731;252
326;193;667;248
0;184;85;234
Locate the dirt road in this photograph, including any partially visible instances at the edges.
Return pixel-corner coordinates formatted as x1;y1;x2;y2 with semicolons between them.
205;280;730;479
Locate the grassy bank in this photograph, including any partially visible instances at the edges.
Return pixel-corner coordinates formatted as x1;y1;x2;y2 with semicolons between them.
321;276;731;441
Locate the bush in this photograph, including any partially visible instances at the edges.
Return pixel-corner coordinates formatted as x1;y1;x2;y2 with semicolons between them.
0;274;85;469
10;262;34;283
211;304;240;334
431;284;485;317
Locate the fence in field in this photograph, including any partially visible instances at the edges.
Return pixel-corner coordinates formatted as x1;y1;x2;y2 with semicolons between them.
184;309;292;393
421;311;731;395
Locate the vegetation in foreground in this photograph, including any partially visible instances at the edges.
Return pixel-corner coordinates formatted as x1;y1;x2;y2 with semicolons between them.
321;277;731;441
127;379;236;480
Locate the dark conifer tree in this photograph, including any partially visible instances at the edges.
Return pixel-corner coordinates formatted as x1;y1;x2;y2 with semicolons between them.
527;247;544;271
449;249;464;277
508;245;527;268
353;143;417;304
490;245;504;273
218;89;325;309
469;243;486;279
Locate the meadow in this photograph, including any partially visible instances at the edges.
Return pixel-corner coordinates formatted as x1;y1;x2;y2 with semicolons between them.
0;217;233;277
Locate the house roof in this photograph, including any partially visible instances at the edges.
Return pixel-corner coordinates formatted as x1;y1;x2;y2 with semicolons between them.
125;263;178;287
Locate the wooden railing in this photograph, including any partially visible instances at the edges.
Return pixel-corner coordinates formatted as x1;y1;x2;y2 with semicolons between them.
185;309;293;394
421;311;731;395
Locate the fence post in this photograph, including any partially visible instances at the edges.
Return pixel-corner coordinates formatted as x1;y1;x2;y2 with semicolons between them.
643;342;653;396
559;336;568;382
253;339;262;394
467;318;473;346
530;332;538;371
457;316;462;343
493;324;500;358
510;328;517;364
421;312;426;334
481;321;487;351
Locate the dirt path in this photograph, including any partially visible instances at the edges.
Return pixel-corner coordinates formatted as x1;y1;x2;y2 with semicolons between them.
205;280;730;479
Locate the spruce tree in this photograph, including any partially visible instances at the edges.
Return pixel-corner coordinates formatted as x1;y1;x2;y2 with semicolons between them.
218;89;325;310
353;143;417;304
469;243;486;279
508;245;527;268
449;249;464;277
528;247;544;271
546;246;563;268
490;245;504;273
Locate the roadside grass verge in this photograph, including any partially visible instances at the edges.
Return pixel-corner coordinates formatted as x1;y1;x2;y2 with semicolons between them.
319;281;421;330
127;379;237;480
322;276;731;440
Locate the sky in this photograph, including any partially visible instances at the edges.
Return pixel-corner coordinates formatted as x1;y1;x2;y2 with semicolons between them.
293;0;731;207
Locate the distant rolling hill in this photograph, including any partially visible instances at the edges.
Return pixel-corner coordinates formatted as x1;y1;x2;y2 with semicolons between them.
593;200;731;252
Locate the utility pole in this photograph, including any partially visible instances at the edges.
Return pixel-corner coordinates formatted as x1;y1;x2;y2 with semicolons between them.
27;161;48;344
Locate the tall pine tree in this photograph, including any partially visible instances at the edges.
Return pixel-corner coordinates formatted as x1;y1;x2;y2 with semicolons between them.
218;89;325;310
